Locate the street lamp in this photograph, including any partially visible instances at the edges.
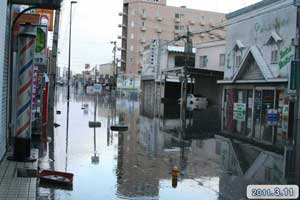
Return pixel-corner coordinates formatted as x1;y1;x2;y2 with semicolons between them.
67;0;77;102
110;41;117;90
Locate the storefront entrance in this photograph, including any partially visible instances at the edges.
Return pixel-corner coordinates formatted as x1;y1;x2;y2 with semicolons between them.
223;86;289;146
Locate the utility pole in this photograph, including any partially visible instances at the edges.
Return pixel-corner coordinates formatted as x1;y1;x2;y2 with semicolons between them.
180;27;192;135
67;1;77;102
111;41;117;90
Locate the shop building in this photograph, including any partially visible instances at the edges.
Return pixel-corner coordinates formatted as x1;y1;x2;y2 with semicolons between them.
0;0;10;160
218;0;297;148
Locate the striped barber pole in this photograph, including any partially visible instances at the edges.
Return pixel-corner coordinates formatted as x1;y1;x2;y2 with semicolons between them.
15;24;36;139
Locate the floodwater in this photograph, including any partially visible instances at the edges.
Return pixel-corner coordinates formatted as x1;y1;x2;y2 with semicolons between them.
37;87;286;200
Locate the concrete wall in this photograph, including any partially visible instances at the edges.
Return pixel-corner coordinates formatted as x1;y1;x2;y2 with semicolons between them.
195;40;225;72
224;0;297;79
0;0;8;159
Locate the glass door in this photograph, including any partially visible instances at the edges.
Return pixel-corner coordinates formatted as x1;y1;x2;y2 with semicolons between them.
254;88;276;144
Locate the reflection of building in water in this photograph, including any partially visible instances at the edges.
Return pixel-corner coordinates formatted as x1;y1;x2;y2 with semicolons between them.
117;98;286;200
216;135;285;199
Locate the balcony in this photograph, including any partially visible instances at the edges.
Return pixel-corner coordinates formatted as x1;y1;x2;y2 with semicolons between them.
119;12;127;16
141;13;147;19
117;47;126;51
118;24;127;28
156;28;162;33
174;18;181;23
140;38;146;44
156;16;163;21
118;35;127;40
141;26;147;32
189;20;195;25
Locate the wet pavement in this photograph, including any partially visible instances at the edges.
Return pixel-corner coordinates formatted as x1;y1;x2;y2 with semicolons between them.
37;87;286;200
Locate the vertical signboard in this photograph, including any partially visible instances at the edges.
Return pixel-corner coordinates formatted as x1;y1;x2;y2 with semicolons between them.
34;25;48;66
289;61;299;95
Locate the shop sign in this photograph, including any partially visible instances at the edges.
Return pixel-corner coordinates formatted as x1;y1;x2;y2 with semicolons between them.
267;109;279;126
233;103;246;121
94;84;102;94
35;25;48;66
281;105;289;133
10;0;61;9
86;86;94;94
289;60;299;95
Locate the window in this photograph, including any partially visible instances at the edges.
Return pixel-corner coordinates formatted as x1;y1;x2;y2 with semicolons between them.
142;21;145;27
130;33;134;39
175;13;184;19
142;9;146;14
131;21;135;28
234;55;242;67
219;54;225;66
199;56;208;67
271;50;278;64
175;25;184;30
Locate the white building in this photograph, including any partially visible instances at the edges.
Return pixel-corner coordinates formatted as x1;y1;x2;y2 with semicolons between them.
195;40;226;72
99;63;114;77
218;0;297;147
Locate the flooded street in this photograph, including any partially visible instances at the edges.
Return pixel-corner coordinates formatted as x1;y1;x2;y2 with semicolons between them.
37;87;286;200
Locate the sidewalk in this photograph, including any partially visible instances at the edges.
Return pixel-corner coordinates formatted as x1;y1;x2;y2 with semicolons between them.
0;149;38;200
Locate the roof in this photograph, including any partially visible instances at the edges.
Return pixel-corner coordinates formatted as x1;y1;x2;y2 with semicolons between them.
218;46;288;84
167;46;196;53
233;46;273;81
226;0;282;20
233;40;245;51
265;31;283;45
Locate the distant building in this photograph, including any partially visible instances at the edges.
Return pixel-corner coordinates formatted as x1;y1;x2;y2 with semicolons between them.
99;63;114;77
119;0;225;80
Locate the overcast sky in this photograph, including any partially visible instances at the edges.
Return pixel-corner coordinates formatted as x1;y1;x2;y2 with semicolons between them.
57;0;261;73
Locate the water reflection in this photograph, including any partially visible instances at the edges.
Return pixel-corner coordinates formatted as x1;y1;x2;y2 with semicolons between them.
38;87;287;200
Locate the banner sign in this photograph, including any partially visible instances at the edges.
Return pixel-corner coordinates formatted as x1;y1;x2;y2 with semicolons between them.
233;103;246;121
10;0;61;9
34;25;48;66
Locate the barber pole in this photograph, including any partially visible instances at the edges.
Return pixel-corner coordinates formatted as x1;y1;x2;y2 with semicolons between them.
10;24;37;161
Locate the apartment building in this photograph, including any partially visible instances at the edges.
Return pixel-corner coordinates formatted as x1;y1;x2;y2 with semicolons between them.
119;0;225;79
